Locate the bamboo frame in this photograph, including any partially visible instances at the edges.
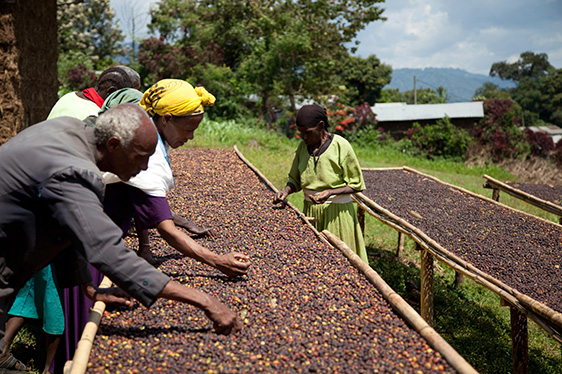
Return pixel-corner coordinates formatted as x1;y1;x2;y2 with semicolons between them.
67;152;479;374
353;189;562;342
233;147;478;369
64;276;113;374
321;230;478;374
356;168;562;338
482;174;562;221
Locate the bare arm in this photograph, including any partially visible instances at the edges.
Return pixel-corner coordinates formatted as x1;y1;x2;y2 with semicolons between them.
158;280;241;334
309;186;358;204
156;219;250;277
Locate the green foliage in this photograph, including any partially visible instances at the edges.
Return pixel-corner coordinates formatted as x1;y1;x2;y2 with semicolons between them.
57;0;126;69
473;82;512;100
474;99;529;161
338;54;392;106
488;52;562;127
146;0;386;116
490;51;553;82
405;117;473;160
56;50;97;96
188;64;253;121
380;86;448;104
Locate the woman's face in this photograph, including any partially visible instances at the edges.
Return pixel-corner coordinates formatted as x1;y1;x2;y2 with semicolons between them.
297;122;325;147
161;114;203;148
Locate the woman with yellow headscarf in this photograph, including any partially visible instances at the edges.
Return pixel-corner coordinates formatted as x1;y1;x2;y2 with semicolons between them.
102;80;251;272
52;82;249;373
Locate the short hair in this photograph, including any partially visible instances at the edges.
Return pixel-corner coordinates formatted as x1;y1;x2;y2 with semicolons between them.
94;105;146;150
95;67;135;93
116;65;141;88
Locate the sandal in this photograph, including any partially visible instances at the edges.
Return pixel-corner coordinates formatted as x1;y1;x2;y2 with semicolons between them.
0;354;29;372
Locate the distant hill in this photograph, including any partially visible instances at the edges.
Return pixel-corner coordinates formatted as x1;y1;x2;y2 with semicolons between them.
386;67;515;102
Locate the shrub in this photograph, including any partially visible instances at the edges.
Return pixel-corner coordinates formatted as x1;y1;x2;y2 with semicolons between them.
474;99;529;161
66;64;97;91
523;128;554;157
323;98;377;138
406;117;472;160
554;139;562;166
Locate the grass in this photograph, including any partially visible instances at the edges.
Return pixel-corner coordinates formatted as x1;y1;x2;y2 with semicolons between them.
186;118;562;373
12;118;561;373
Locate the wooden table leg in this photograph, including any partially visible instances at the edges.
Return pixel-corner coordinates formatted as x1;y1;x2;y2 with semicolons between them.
419;243;434;327
397;232;404;258
492;188;500;202
511;305;529;374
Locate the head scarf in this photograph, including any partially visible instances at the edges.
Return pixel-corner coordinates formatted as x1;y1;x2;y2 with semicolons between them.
99;88;144;114
139;79;215;117
296;103;329;128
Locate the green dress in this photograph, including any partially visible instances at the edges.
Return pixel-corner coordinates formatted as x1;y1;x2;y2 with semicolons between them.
288;134;368;262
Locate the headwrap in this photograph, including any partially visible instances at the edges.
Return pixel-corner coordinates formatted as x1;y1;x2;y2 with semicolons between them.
296;104;329;128
139;79;215;117
82;87;105;108
99;88;143;114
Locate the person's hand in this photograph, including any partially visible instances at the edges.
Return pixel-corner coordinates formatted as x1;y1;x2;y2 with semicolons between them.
92;287;133;307
214;252;251;277
203;297;242;335
309;190;332;204
173;214;215;237
273;190;288;204
188;224;215;238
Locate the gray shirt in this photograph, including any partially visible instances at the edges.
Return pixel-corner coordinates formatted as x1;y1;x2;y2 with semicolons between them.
0;117;170;308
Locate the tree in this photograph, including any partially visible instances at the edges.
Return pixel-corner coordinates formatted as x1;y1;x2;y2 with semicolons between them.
473;82;511;100
338;54;392;106
490;51;553;82
146;0;386;115
57;0;126;68
379;87;447;104
488;52;561;127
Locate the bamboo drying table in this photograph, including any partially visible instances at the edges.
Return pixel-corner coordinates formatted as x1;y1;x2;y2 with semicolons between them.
356;167;562;374
482;175;562;224
67;149;477;374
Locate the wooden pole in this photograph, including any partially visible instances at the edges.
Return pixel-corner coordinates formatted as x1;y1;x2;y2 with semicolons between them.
512;306;529;374
492;188;500;202
65;276;113;374
419;243;434;327
501;299;529;374
397;232;404;258
454;271;465;286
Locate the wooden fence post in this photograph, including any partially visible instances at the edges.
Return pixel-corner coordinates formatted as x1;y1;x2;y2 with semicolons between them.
397;232;404;258
419;243;434;327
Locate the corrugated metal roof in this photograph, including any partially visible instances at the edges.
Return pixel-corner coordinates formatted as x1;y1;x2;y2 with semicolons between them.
372;102;484;122
521;125;562;136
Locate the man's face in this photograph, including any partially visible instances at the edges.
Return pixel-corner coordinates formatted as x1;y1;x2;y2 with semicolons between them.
111;120;157;181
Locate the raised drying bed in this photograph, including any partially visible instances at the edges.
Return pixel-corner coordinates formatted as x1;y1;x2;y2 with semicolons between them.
72;149;475;373
356;167;562;373
482;175;562;223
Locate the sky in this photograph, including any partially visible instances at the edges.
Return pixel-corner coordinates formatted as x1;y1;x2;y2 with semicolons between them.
111;0;562;76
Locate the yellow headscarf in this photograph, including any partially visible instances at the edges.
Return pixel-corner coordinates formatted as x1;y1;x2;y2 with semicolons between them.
139;79;215;117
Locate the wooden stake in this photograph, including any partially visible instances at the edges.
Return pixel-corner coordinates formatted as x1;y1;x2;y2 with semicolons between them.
420;243;434;327
492;188;500;202
511;306;529;374
454;271;464;286
397;232;404;258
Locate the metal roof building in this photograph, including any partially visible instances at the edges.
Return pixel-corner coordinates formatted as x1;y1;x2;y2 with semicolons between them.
371;101;485;139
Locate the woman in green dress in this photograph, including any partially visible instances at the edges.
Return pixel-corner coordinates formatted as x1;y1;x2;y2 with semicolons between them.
273;104;368;263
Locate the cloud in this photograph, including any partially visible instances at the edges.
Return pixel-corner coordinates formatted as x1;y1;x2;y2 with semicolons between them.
354;0;562;74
